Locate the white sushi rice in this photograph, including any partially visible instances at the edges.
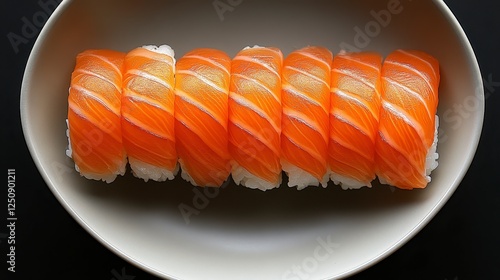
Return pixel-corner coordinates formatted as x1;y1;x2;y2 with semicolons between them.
330;172;372;190
129;157;178;182
142;44;175;58
243;45;263;50
65;119;73;159
231;162;281;191
75;162;126;183
282;160;328;190
178;159;199;186
425;115;440;180
142;44;176;72
65;120;126;183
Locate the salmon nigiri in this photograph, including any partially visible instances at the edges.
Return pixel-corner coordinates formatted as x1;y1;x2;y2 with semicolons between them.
375;49;440;190
121;45;178;182
228;46;284;191
66;49;127;182
174;48;232;187
281;46;333;189
329;51;383;189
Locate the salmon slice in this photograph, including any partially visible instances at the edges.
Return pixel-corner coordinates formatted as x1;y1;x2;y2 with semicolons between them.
228;46;284;191
281;46;333;189
375;49;440;189
174;48;232;187
66;49;126;182
121;45;177;182
329;51;383;189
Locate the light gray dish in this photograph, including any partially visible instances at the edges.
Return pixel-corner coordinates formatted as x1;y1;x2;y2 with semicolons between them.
20;0;483;279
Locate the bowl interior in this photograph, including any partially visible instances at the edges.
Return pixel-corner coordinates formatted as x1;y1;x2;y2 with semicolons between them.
21;0;483;279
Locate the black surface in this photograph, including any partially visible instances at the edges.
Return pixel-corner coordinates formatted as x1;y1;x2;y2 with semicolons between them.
2;1;499;279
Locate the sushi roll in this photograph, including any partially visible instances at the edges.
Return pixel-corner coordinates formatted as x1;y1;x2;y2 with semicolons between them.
174;48;232;187
64;45;441;191
228;46;284;191
66;49;127;183
281;46;333;189
329;51;383;189
121;45;178;182
375;49;440;189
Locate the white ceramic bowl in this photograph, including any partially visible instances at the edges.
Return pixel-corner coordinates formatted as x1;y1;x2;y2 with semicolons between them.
21;0;483;279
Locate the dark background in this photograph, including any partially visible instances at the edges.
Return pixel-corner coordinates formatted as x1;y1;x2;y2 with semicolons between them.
2;1;499;279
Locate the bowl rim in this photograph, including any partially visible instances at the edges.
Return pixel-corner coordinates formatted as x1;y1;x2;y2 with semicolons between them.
19;0;485;279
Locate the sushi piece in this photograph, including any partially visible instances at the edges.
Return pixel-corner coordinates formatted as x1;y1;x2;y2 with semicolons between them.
375;49;440;189
121;45;178;182
281;46;333;189
228;46;284;191
174;48;232;187
329;51;383;189
66;49;127;182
